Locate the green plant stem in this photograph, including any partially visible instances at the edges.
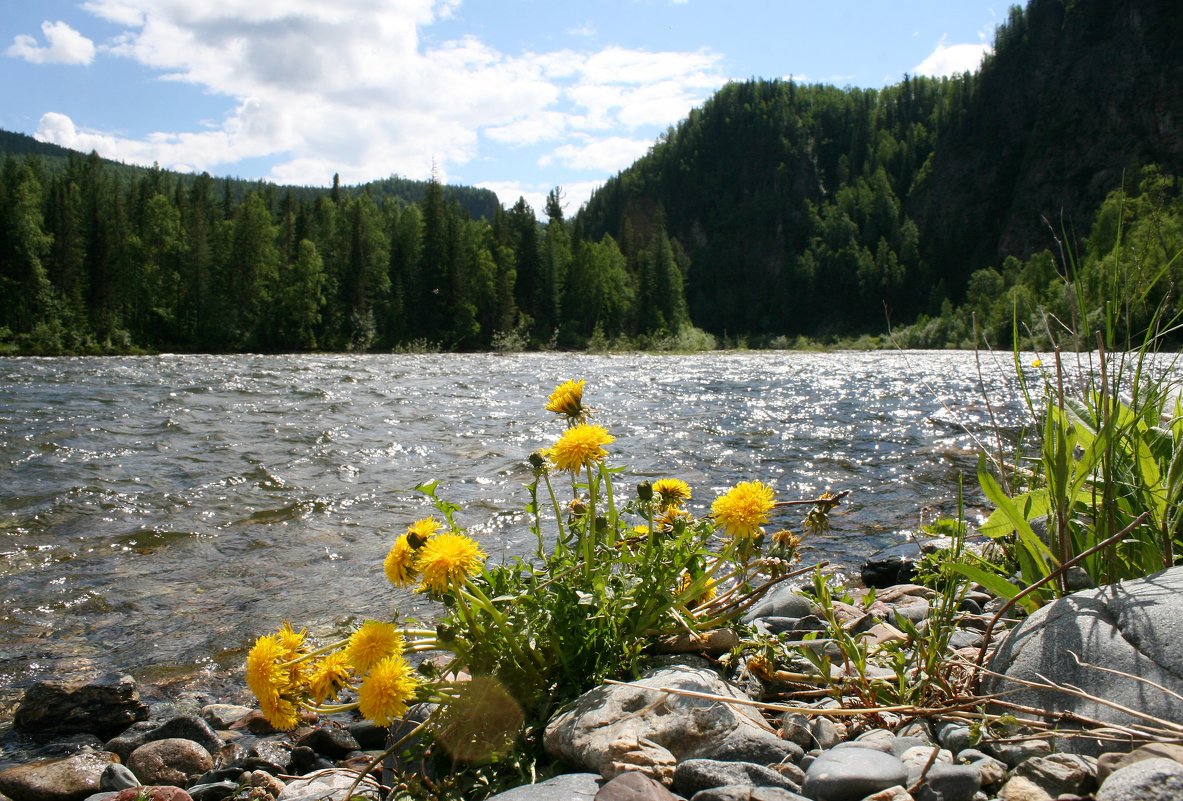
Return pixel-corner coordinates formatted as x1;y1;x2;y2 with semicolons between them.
541;472;567;555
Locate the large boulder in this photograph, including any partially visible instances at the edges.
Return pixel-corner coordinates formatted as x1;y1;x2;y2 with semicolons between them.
985;566;1183;751
0;751;120;801
14;672;149;739
544;663;800;785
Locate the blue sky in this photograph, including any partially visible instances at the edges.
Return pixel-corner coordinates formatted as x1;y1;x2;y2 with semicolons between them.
1;1;1002;216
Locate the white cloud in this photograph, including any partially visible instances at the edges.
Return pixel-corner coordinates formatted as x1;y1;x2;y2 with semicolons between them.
27;1;728;188
476;178;605;219
7;21;96;65
913;38;992;78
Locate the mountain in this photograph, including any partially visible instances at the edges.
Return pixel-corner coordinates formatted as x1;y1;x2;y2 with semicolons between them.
577;0;1183;340
0;129;501;222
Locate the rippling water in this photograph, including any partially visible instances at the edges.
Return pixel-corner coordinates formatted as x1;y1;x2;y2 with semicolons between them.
0;351;1026;716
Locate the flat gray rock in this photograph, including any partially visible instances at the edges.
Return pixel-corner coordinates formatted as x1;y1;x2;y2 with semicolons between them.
545;664;798;785
799;747;908;801
985;566;1183;751
483;772;602;801
1097;757;1183;801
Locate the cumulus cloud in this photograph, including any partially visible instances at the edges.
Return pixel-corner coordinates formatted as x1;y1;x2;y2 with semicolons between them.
913;37;992;78
28;0;728;191
7;21;96;65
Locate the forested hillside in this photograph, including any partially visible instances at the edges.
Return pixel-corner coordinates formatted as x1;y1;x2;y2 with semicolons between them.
579;0;1183;340
2;0;1182;354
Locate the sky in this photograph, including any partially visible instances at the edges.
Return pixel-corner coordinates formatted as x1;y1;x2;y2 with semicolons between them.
1;1;1002;217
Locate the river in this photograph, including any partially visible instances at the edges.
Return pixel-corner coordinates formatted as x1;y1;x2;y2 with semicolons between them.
0;351;1027;722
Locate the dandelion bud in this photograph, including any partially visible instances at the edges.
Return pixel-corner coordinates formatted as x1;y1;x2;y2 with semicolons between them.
636;481;653;502
528;450;547;472
568;498;588;518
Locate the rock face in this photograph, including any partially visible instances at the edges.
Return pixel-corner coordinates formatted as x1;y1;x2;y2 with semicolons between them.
986;566;1183;749
13;672;149;739
0;751;119;801
544;663;799;784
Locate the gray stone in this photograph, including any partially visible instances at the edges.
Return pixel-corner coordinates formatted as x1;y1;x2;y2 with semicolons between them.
980;739;1051;769
186;781;240;801
14;673;149;739
544;664;799;784
690;786;810;801
914;764;980;801
1097;757;1183;801
800;747;909;801
807;718;840;751
1096;743;1183;785
241;739;291;774
985;566;1183;753
780;714;814;751
744;586;819;622
861;788;914;801
99;763;139;791
127;738;214;786
0;751;119;801
899;745;953;779
594;770;682;800
836;729;895;754
274;770;382;800
294;726;360;760
104;716;222;763
1011;753;1096;798
482;772;602;801
199;705;251;730
962;755;1007;790
672;759;801;797
935;724;970;756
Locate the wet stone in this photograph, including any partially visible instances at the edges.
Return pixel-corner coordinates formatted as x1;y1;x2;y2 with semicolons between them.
127;738;214;786
672;759;802;798
99;762;140;791
0;750;119;801
294;726;360;759
14;673;149;740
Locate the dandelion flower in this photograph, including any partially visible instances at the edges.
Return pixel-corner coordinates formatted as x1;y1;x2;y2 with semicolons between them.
546;379;586;419
246;635;290;706
416;531;487;594
345;621;405;673
275;621;306;657
384;533;419;587
653;478;692;509
711;481;776;539
772;529;801;550
357;654;419;726
307;652;353;704
548;423;614;473
1032;357;1043;368
257;691;301;731
405;516;442;547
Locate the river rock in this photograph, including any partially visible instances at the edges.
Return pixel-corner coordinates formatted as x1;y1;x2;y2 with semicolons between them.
107;716;224;762
594;770;682;800
480;772;603;801
275;770;382;800
744;586;819;622
0;750;119;801
200;704;252;730
913;763;979;801
14;672;149;739
985;566;1183;753
1009;753;1096;798
127;738;214;786
544;663;800;784
111;788;193;801
100;762;140;791
690;787;810;801
672;759;802;797
799;747;909;801
1097;743;1183;784
1096;757;1183;801
294;726;360;760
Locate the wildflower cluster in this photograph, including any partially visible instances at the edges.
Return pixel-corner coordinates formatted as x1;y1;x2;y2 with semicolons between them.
243;380;844;794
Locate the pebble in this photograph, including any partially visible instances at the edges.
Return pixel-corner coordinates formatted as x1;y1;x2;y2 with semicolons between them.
800;747;909;801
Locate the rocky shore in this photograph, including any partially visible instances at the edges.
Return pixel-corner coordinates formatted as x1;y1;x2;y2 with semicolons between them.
2;566;1181;801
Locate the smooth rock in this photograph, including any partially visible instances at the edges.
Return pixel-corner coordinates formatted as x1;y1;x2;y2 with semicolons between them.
240;739;291;774
0;751;120;801
800;747;909;801
690;786;810;801
744;586;819;622
99;763;139;791
964;755;1007;789
186;780;240;801
127;738;214;786
899;745;953;779
985;566;1183;753
672;759;801;797
861;788;914;801
981;739;1050;768
861;555;917;588
31;734;106;759
914;763;980;801
1096;743;1183;785
111;788;193;801
1011;753;1095;798
1096;757;1183;801
274;770;383;800
249;769;286;797
997;775;1051;801
807;718;840;751
934;724;970;756
294;726;360;760
844;729;896;754
14;673;149;739
482;772;602;801
200;705;252;730
544;664;798;784
595;770;682;800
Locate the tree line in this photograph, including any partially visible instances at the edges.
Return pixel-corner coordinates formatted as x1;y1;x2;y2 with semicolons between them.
0;152;693;354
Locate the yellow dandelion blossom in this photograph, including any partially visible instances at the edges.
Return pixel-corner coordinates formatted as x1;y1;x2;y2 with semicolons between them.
275;621;306;657
546;379;586;419
384;533;419;587
307;652;353;705
548;423;614;473
652;478;692;509
655;505;691;532
772;529;801;549
345;621;405;673
711;481;776;539
357;655;419;726
245;635;290;707
258;691;301;731
416;532;487;594
405;516;442;547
